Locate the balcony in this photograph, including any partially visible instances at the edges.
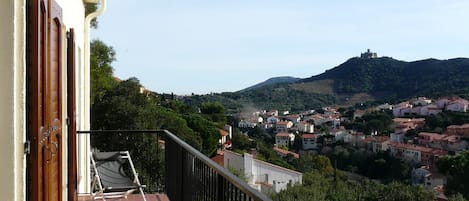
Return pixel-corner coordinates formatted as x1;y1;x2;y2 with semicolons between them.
77;130;272;201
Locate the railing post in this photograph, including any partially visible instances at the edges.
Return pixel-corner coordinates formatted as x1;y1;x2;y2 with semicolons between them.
217;174;224;201
79;130;273;201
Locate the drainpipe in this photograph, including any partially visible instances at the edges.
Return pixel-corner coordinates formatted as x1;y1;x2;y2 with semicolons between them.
79;0;107;194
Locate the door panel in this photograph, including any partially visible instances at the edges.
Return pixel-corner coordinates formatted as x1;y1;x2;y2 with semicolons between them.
28;0;63;201
67;28;78;201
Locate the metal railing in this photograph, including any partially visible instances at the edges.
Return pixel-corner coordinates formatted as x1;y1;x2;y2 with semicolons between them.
78;130;272;201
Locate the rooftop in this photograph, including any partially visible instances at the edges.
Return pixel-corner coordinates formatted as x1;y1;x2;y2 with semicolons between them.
389;142;447;155
272;147;299;159
302;134;317;139
276;132;291;137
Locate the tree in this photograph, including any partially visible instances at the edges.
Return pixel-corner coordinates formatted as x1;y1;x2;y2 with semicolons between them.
271;171;434;201
292;153;334;175
200;102;227;126
90;39;117;105
84;3;98;28
231;130;255;152
438;151;469;199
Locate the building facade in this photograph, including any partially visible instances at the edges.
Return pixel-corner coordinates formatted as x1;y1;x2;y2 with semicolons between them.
1;0;101;200
224;151;302;193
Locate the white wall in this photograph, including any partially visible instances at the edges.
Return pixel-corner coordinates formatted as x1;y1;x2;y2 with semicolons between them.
0;1;26;201
224;151;302;193
224;151;244;174
54;0;90;195
0;1;88;200
248;155;302;192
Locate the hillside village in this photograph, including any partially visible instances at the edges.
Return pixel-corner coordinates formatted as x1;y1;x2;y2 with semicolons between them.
213;96;469;200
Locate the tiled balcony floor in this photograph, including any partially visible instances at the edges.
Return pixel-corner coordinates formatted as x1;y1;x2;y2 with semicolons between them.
78;194;169;201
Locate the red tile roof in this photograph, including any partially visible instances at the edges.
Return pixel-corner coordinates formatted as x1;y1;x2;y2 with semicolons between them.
219;129;229;136
389;142;447;155
276;132;290;137
302;134;317;139
418;132;447;140
363;136;389;143
447;124;469;129
276;121;291;125
273;147;299;158
211;153;224;166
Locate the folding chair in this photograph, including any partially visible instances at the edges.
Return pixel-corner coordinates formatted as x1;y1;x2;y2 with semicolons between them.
91;151;147;201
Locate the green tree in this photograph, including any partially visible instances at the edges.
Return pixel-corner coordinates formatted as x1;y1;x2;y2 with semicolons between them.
200;102;227;126
271;171;434;201
292;153;334;175
90;39;117;105
438;151;469;199
84;3;98;28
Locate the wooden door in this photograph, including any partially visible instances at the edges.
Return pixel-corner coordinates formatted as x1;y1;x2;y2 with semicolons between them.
67;29;78;201
28;0;63;200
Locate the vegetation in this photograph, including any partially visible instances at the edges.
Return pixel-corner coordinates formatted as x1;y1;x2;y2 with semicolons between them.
424;111;469;133
438;151;469;199
185;56;469;113
271;171;435;201
89;40;227;192
184;84;337;113
344;110;394;135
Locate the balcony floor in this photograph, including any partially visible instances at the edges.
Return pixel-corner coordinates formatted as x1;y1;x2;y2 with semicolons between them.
78;194;169;201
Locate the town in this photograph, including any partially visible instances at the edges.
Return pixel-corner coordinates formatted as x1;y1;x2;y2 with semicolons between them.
213;96;469;200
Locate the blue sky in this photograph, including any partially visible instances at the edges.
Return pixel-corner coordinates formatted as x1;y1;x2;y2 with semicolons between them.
92;0;469;95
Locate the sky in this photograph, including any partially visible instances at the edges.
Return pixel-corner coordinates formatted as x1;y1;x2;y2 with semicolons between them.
91;0;469;95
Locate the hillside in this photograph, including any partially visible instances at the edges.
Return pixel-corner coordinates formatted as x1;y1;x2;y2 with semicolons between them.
184;56;469;113
300;57;469;99
240;76;301;92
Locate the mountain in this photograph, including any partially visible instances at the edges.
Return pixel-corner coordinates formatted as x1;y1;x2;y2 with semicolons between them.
184;56;469;113
299;57;469;100
240;76;301;92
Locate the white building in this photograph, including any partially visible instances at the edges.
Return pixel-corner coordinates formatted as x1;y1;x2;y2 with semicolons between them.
224;151;302;193
276;121;293;133
1;0;102;200
238;120;258;128
302;134;318;150
266;116;279;124
275;132;295;147
297;121;314;133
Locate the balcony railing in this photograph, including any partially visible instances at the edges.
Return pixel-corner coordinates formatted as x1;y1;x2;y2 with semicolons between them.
78;130;272;201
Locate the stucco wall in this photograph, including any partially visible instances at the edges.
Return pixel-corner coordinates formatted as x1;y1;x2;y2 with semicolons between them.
0;0;26;201
0;1;88;200
224;151;244;174
223;151;302;193
55;0;88;197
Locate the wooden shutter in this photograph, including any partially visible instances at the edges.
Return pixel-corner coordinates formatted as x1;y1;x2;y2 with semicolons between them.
67;28;78;201
28;0;63;200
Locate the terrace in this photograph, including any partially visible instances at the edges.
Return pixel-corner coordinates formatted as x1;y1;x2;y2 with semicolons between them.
76;130;272;201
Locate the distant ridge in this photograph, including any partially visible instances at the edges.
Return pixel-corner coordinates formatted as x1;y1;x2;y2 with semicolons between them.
184;54;469;113
240;76;301;92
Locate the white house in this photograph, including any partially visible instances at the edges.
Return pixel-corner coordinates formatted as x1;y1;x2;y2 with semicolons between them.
420;104;442;116
223;151;302;193
297;121;314;133
275;132;295;147
266;116;279;124
276;121;293;133
446;99;468;112
412;97;432;106
436;97;469;112
302;134;318;150
393;102;412;117
238;120;258;128
344;132;366;147
329;127;348;142
1;0;103;200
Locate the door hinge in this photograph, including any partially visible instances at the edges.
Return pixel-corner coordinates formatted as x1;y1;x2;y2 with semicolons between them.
24;141;31;155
